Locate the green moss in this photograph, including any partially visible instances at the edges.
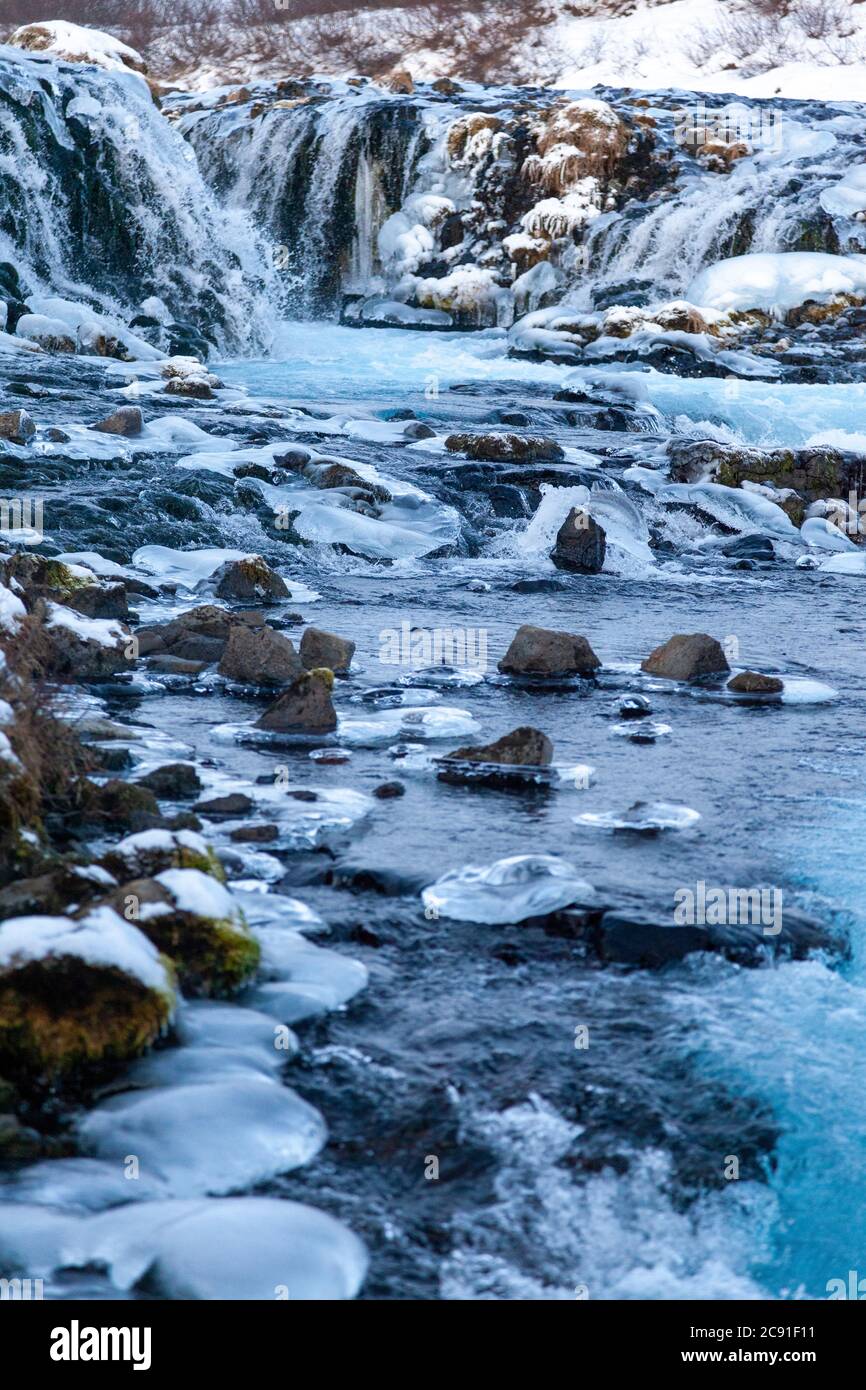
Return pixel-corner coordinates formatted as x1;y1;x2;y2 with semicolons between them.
0;957;176;1087
176;844;226;882
136;911;259;998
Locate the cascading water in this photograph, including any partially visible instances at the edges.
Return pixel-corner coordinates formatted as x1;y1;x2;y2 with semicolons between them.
0;44;277;353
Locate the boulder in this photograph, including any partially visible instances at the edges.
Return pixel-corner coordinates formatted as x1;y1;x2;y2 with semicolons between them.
101;827;223;882
0;907;175;1084
641;633;729;682
39;602;133;681
211;555;289;603
137;763;202;799
255;668;337;734
498;624;601;678
666;438;866;504
137;605;257;663
163;375;214;400
99;870;259;998
194;793;254;818
550;508;606;573
218;624;302;685
727;671;784;694
445;432;564;463
387;69;414;93
299;627;355;674
92;405;143;437
373;782;406;799
0;409;35;444
441;726;554;767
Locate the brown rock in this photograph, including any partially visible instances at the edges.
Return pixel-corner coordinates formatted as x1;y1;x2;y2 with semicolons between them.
256;668;337;734
442;726;554;767
641;633;730;682
727;671;784;694
92;405;143;437
0;409;36;444
299;627;355;674
498;624;600;678
218;624;302;685
212;555;289;603
445;432;564;463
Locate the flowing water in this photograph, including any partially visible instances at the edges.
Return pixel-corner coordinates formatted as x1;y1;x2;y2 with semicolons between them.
1;46;865;1301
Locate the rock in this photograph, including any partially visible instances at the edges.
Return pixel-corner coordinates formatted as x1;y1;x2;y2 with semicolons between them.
230;823;279;842
524;99;631;195
641;633;730;682
0;907;175;1085
498;624;601;678
137;605;256;663
0;408;35;444
299;627;355;674
101;827;223;882
445;432;564;462
193;793;254;818
163;375;214;399
147;655;208;675
727;671;784;694
666;438;866;506
138;763;202;799
211;555;289;603
256;668;337;734
387;69;414;93
92;405;143;437
373;782;406;799
218;624;302;686
403;421;436;440
618;695;653;719
550;508;607;573
3;556;128;620
441;726;554;767
38;601;132;681
100;872;259;998
15;314;76;353
82;778;161;831
432;77;460;95
0;1112;44;1162
596;902;839;968
719;534;775;562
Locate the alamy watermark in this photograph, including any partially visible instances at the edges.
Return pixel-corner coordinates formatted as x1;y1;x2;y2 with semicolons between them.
673;101;783;153
0;495;44;544
379;620;488;674
674;880;782;936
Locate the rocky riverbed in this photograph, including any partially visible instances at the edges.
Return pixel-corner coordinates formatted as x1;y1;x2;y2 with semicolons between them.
0;26;865;1301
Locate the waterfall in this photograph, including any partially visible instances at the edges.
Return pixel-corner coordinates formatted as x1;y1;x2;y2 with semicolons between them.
0;44;277;353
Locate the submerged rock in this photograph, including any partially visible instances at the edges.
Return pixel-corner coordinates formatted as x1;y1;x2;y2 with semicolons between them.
550;507;607;573
727;671;784;694
218;624;302;686
641;632;730;682
0;907;175;1085
256;668;337;734
299;627;355;674
499;624;600;678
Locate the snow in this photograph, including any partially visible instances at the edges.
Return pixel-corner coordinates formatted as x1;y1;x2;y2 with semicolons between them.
0;907;172;995
0;581;26;632
155;867;241;922
26;295;163;362
45;602;126;649
687;253;866;318
7;22;145;76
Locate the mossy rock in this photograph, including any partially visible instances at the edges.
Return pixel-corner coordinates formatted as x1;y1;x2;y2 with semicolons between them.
104;875;260;998
0;910;176;1088
101;829;225;883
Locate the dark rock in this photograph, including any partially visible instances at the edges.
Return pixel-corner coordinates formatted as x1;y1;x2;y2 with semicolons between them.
211;555;289;603
218;624;302;685
727;671;784;694
641;633;729;682
230;823;279;842
499;624;601;678
146;655;207;675
194;793;254;817
255;668;337;733
299;627;355;674
138;763;202;799
403;420;435;440
441;726;553;767
92;405;143;437
137;605;255;663
618;695;653;719
373;781;406;799
550;507;607;573
720;534;775;561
